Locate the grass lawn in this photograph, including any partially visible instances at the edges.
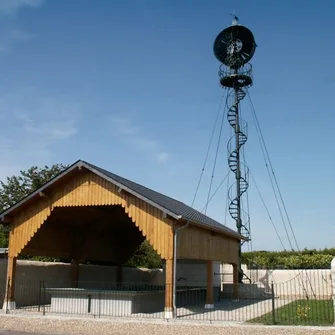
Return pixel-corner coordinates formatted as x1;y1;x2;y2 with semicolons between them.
248;299;334;326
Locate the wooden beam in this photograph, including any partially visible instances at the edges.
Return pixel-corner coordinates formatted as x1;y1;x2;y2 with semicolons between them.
4;257;17;309
39;191;48;198
22;247;71;259
205;260;214;309
8;171;175;260
189;221;244;242
1;216;12;224
164;259;174;319
232;263;239;299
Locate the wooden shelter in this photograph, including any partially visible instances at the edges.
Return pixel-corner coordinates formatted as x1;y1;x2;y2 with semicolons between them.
0;160;244;317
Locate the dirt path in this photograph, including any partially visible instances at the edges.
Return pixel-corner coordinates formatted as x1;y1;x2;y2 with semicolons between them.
0;315;335;335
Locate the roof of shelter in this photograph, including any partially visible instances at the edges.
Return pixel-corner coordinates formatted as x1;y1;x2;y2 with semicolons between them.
0;160;245;240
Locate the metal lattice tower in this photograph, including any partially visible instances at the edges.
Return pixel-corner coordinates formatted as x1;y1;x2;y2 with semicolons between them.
213;16;256;282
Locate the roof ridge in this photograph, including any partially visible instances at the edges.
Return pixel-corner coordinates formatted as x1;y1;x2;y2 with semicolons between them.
0;159;244;240
83;161;186;204
82;161;236;234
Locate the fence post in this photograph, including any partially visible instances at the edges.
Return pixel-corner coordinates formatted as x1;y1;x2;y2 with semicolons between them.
42;280;46;316
271;281;276;325
5;277;10;314
98;286;101;319
38;280;42;312
331;258;335;325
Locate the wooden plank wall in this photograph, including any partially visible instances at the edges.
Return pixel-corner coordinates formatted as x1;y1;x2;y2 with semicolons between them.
9;171;174;260
176;225;239;264
9;199;52;259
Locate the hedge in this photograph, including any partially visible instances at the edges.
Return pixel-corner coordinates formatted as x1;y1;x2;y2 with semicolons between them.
242;249;335;269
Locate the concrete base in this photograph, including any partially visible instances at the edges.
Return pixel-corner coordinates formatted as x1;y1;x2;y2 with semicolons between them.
164;308;174;319
2;300;16;310
45;288;164;316
204;303;214;309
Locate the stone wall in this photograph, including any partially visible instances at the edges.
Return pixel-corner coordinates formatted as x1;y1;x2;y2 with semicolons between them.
0;259;220;307
174;260;221;287
0;259;165;307
221;264;332;299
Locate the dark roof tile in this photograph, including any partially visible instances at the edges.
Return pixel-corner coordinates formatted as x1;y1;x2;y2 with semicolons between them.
0;160;243;240
83;161;242;239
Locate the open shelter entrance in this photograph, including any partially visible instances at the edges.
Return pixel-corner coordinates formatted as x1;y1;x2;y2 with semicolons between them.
0;160;244;319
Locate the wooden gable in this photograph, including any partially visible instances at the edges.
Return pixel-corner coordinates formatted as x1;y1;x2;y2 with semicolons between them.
8;169;174;260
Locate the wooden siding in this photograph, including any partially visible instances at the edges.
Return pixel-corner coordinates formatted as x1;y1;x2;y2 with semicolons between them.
9;171;174;260
9;199;52;259
176;225;239;264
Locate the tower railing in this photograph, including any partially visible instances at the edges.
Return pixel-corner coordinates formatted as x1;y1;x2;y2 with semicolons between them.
218;63;253;86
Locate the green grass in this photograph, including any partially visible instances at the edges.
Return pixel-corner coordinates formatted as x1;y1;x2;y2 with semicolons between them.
248;299;334;326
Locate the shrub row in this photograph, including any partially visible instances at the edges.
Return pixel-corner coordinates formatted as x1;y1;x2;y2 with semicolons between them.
242;249;335;269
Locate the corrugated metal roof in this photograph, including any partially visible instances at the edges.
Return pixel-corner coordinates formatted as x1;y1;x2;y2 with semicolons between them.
83;161;242;239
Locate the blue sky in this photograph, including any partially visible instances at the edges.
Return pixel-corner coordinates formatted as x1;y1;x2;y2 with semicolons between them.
1;0;335;251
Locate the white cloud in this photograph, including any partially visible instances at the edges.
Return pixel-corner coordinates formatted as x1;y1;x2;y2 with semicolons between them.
0;29;37;54
156;152;170;163
0;87;81;175
0;0;42;53
110;116;171;164
0;0;44;14
16;111;78;141
110;117;139;135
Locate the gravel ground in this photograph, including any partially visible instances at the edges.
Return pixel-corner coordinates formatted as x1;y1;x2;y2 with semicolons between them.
0;315;335;335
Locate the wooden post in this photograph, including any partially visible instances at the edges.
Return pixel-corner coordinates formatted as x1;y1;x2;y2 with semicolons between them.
232;263;239;299
164;258;174;319
3;257;17;310
205;260;214;309
71;259;79;288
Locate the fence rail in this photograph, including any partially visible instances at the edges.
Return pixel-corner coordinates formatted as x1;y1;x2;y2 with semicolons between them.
0;269;333;326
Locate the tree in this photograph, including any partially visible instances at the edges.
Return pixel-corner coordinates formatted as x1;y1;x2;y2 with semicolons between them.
125;240;163;269
0;164;68;248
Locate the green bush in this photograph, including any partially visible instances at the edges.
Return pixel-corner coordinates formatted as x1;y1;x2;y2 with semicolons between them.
242;249;334;269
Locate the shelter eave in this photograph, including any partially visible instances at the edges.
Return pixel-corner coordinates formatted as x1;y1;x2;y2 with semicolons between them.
186;220;246;241
0;159;244;242
0;160;182;223
81;162;182;221
0;160;84;221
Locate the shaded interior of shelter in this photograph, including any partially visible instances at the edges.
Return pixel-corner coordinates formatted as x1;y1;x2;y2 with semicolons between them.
23;205;147;266
16;204;211;313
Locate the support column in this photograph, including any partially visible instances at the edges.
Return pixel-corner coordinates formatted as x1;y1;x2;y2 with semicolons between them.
232;263;239;299
205;260;214;309
164;258;174;319
3;257;17;310
71;259;79;288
